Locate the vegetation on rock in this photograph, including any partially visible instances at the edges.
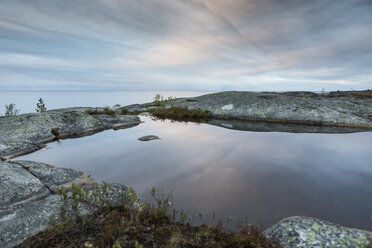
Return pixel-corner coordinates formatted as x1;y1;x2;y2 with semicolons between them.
4;103;20;116
36;98;47;113
19;184;280;248
85;107;116;115
150;107;211;122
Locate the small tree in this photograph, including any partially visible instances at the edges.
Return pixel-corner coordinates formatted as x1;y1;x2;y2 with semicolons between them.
36;98;47;113
5;104;20;116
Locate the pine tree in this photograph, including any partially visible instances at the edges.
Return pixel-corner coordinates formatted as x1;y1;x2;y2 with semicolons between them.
36;98;47;113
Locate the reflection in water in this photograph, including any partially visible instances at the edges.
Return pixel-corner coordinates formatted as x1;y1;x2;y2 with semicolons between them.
17;116;372;231
207;118;372;133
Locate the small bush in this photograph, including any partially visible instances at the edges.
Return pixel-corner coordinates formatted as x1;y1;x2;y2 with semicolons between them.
5;103;20;116
103;106;115;115
153;93;164;107
36;98;47;113
153;94;179;108
150;107;211;122
120;108;129;115
85;108;99;115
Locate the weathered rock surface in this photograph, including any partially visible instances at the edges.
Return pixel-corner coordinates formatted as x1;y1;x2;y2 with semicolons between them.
11;160;95;192
0;160;128;248
0;161;50;209
0;108;140;159
123;91;372;131
264;216;372;248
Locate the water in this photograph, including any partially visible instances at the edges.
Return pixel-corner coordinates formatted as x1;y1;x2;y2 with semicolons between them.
0;90;213;114
17;115;372;231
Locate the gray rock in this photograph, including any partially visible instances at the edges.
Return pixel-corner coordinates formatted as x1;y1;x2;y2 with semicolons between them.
0;161;50;209
263;216;372;248
138;135;160;141
0;108;140;159
0;160;129;248
123;91;372;131
11;160;95;192
0;185;129;248
0;194;62;248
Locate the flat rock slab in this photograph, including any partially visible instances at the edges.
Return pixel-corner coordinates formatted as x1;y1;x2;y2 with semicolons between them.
138;135;160;141
12;160;95;192
0;108;140;159
0;194;62;248
0;161;50;209
0;159;129;248
123;91;372;130
263;216;372;248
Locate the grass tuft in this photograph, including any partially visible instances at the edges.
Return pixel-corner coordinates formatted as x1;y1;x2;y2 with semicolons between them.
150;107;211;122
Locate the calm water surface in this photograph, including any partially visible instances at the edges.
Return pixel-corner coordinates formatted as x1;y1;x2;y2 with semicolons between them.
17;116;372;231
0;90;213;114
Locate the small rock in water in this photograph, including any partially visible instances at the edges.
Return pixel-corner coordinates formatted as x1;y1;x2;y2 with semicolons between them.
138;135;160;141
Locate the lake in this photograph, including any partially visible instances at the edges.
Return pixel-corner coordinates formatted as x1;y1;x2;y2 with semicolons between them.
0;90;213;114
12;108;372;231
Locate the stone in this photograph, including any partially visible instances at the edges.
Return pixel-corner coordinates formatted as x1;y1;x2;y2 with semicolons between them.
0;161;50;209
263;216;372;248
11;160;95;192
138;135;160;141
0;195;62;248
0;160;129;248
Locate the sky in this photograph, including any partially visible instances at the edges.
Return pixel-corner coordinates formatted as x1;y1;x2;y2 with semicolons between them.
0;0;372;92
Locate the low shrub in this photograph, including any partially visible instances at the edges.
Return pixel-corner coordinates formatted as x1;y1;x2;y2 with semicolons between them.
5;103;20;116
120;108;129;115
19;184;280;247
150;107;211;122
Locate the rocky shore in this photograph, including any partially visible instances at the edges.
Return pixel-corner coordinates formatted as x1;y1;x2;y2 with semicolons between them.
1;93;372;247
0;107;140;160
123;90;372;131
0;108;140;247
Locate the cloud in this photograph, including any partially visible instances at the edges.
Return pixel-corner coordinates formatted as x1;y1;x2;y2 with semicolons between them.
0;0;371;91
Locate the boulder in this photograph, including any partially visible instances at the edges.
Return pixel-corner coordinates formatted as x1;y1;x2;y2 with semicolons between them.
138;135;160;141
264;216;372;248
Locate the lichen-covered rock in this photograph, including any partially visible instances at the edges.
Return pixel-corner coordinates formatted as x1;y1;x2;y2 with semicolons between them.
11;160;95;192
0;194;62;248
263;216;372;248
0;108;140;159
123;91;372;130
175;91;372;128
0;160;129;248
0;161;50;208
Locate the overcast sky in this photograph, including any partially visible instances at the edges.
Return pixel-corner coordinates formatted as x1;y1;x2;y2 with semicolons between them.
1;0;372;91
